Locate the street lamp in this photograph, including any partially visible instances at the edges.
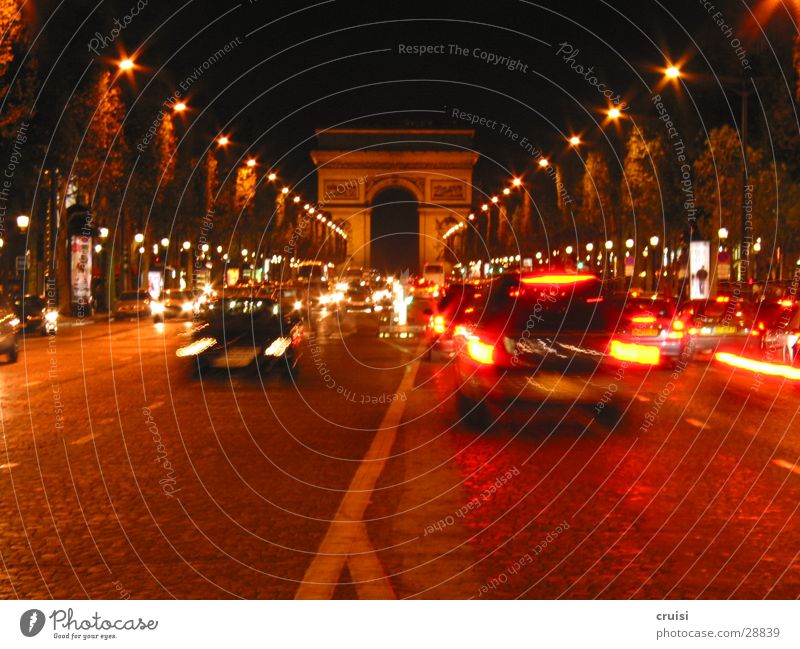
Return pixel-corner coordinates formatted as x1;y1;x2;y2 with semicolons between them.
718;227;728;240
182;241;190;250
118;58;134;71
664;64;682;80
538;158;549;168
160;237;169;248
625;238;634;249
16;214;29;231
99;227;109;239
217;136;229;146
267;172;277;181
604;240;613;250
173;102;187;113
585;242;594;252
568;136;581;146
512;177;522;186
608;107;622;120
565;245;573;255
134;233;144;243
649;235;660;247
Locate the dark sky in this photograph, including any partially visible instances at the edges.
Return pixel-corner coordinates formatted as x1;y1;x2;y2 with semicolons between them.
30;0;798;197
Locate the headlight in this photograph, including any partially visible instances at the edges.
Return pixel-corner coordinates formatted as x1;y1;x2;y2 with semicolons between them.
293;300;303;311
319;294;330;305
264;337;292;357
9;317;20;328
44;310;58;324
335;282;348;292
176;337;217;357
181;301;194;312
150;302;166;315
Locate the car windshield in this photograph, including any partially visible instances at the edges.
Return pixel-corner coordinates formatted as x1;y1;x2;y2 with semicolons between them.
484;275;607;333
16;296;46;310
119;292;146;301
621;298;674;318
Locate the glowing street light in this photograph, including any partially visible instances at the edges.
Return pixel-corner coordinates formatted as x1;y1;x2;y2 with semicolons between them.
538;158;549;168
216;245;223;254
138;246;145;254
605;240;614;250
649;235;660;247
173;102;187;113
16;214;29;231
665;65;682;80
182;241;191;250
502;187;511;195
608;107;622;120
134;233;144;243
281;187;289;195
491;195;499;203
625;238;634;249
468;213;475;220
481;204;489;212
569;136;581;146
99;227;109;239
512;177;522;187
293;196;301;203
160;237;169;248
246;158;256;168
201;243;209;253
241;248;249;257
718;227;729;240
267;172;277;181
565;245;574;255
217;136;229;146
585;242;594;252
118;58;135;71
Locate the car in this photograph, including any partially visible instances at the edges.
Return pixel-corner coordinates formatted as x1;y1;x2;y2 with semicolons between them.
607;293;685;366
271;285;306;315
150;289;200;322
345;285;372;313
113;290;151;320
678;296;753;357
176;286;303;376
13;294;58;335
424;282;488;361
759;301;800;366
0;296;19;363
452;272;642;423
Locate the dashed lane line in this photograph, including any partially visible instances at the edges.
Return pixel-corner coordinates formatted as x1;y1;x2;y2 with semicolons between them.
294;356;421;599
685;418;707;429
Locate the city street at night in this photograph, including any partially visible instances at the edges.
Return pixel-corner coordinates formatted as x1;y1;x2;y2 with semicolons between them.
2;305;799;600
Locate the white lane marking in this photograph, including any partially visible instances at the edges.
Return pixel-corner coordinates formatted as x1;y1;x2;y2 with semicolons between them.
0;463;19;470
685;418;706;429
71;433;97;445
345;523;395;599
23;380;42;388
148;400;165;410
295;358;420;599
635;394;651;403
773;459;800;475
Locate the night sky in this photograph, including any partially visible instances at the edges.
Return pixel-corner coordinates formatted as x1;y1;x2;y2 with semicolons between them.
27;0;798;196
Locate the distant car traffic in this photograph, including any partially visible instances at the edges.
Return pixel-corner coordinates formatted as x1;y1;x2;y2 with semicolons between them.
150;289;200;322
345;285;372;312
13;294;58;335
607;293;685;366
0;296;19;363
678;296;753;356
113;290;151;320
452;272;625;423
176;287;303;376
424;282;488;361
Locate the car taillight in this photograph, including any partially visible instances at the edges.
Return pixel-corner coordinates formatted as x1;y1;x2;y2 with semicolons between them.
466;336;495;364
672;320;685;331
609;340;660;365
631;315;656;324
521;274;595;285
433;315;446;334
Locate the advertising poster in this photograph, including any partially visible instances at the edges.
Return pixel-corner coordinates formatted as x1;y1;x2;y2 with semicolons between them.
70;235;92;307
689;240;711;300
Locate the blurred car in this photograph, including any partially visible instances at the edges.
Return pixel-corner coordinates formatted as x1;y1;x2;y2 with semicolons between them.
345;285;372;313
0;296;19;363
271;285;306;316
176;287;303;375
409;276;441;299
760;301;800;366
607;293;685;366
113;290;151;320
424;282;488;361
678;296;753;356
452;272;633;421
13;294;58;335
150;289;200;322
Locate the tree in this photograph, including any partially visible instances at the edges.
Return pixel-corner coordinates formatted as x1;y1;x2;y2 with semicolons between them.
0;0;36;138
580;150;614;241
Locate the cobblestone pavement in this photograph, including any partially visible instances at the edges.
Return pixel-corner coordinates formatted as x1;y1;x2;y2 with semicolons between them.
1;307;798;598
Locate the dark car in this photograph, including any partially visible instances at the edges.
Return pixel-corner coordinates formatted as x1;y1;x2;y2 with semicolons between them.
176;287;303;376
345;285;372;313
607;293;685;366
678;296;753;357
113;290;151;320
13;294;58;335
424;282;488;361
150;289;200;322
0;296;19;363
759;301;800;366
452;272;637;422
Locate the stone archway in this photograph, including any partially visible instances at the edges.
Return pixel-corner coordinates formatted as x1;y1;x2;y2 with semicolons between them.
310;129;478;271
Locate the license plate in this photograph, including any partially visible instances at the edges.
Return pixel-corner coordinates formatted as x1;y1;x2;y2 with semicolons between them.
210;348;255;368
632;328;658;337
713;326;736;335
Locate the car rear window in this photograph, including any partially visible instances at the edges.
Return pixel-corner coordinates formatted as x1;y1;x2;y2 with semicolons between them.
621;299;674;318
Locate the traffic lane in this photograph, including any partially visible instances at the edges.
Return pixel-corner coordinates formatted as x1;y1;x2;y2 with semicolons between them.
365;357;800;599
0;311;410;598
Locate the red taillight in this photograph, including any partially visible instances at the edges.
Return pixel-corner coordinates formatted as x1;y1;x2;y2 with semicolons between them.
521;274;595;285
780;299;793;307
672;320;685;331
433;315;446;334
716;296;730;303
715;352;800;380
631;315;656;324
464;307;475;314
609;340;660;365
750;329;760;337
586;296;604;303
466;337;495;364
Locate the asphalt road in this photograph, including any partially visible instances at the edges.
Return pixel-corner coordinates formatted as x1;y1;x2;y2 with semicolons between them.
1;305;799;599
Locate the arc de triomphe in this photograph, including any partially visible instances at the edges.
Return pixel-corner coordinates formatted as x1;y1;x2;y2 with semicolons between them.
310;129;478;271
